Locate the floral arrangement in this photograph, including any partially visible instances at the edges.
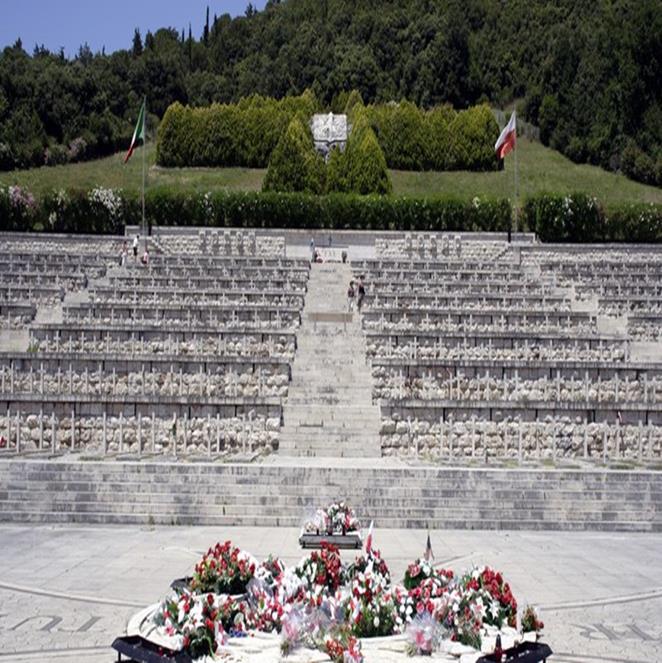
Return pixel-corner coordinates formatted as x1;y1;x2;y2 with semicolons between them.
153;591;235;657
405;612;445;656
345;549;396;638
294;542;345;597
463;566;518;628
521;605;544;634
302;501;361;535
190;540;258;595
403;558;453;591
325;633;363;663
146;539;540;661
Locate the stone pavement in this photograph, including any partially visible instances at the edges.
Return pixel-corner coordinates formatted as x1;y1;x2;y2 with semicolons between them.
0;524;660;662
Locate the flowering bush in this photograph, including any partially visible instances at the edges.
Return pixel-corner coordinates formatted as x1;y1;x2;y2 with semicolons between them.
88;186;123;221
190;540;258;595
302;501;361;535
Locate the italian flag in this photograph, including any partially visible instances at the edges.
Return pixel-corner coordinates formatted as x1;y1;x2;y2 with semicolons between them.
495;110;516;159
124;99;145;163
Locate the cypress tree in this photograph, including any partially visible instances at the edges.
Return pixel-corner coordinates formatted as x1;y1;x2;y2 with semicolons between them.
263;116;324;194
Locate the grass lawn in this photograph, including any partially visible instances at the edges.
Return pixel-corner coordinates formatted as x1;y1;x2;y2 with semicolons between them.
0;143;264;195
391;138;662;205
1;138;660;206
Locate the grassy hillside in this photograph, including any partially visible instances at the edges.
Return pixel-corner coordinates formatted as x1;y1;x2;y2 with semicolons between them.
1;138;660;206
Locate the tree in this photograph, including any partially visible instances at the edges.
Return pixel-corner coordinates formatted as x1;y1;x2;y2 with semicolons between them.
263;115;324;194
132;29;143;58
349;130;392;195
343;89;364;117
204;6;210;44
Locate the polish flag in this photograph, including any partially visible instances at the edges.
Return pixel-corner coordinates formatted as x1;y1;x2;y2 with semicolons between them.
495;110;517;159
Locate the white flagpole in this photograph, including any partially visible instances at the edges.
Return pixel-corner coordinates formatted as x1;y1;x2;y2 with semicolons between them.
513;114;519;237
141;96;147;237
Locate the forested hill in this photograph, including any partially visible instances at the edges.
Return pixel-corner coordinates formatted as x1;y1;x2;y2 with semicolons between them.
1;0;660;186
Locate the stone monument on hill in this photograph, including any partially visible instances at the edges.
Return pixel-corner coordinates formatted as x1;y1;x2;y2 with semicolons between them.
310;112;348;159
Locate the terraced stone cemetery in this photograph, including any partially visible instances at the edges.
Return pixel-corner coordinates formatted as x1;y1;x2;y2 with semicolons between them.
0;228;660;532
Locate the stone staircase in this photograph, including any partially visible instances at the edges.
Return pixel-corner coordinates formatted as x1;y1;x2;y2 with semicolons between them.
0;459;660;531
279;262;381;458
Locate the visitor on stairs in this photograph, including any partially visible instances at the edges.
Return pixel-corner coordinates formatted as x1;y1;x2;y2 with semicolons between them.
347;280;355;311
132;234;140;261
357;278;366;311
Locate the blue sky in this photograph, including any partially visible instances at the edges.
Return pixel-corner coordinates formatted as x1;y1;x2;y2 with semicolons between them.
1;0;267;57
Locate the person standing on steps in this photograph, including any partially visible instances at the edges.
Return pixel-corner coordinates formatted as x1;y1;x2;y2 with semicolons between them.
357;278;366;312
347;280;355;311
309;237;315;262
132;234;140;261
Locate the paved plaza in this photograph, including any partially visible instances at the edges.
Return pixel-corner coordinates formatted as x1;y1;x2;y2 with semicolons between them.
0;524;660;662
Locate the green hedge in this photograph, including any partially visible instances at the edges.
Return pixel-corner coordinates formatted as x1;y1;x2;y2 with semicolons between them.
5;185;662;242
366;102;499;172
156;92;319;168
521;193;662;243
0;185;510;233
156;91;500;173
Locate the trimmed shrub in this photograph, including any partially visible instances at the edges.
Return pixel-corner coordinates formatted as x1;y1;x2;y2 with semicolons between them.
344;90;365;117
156;92;319;168
449;103;500;171
262;116;325;194
521;193;605;242
1;185;511;234
349;131;392;195
604;203;662;243
158;91;500;173
365;101;498;172
325;107;392;195
5;185;661;244
522;194;662;243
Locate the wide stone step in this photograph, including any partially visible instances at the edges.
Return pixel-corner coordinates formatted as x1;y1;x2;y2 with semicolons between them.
0;464;659;487
0;509;652;531
0;499;652;523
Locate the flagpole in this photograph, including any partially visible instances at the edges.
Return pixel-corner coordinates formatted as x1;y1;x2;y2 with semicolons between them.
142;96;146;238
513;118;519;238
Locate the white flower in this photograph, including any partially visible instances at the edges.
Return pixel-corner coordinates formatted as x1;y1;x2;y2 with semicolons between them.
373;616;380;627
